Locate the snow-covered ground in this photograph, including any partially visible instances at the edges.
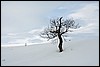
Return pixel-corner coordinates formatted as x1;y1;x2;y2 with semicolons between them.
1;37;99;66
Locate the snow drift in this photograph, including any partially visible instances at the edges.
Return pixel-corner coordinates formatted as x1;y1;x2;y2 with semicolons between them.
1;37;99;66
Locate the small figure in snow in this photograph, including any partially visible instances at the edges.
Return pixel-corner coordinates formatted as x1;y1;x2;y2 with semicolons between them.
25;43;27;46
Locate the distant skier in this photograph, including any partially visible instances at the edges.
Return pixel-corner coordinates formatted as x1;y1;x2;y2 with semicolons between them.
25;43;27;46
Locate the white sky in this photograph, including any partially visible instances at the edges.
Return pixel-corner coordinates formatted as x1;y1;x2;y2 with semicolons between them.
1;1;99;45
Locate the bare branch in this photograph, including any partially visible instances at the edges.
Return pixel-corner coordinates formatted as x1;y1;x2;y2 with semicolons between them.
40;17;80;41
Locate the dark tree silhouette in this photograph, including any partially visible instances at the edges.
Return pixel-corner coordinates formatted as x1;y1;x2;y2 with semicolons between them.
40;17;80;52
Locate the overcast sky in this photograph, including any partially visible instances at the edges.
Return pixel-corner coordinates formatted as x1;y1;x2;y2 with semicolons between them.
1;1;99;45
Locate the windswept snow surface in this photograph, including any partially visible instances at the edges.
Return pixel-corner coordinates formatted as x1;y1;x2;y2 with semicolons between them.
1;38;99;66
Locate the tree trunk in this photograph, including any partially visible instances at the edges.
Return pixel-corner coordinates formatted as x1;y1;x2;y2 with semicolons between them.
58;35;63;52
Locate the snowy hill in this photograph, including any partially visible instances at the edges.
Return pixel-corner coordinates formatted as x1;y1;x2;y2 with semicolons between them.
1;38;99;66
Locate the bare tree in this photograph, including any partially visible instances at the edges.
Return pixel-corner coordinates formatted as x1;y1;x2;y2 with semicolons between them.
40;17;80;52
